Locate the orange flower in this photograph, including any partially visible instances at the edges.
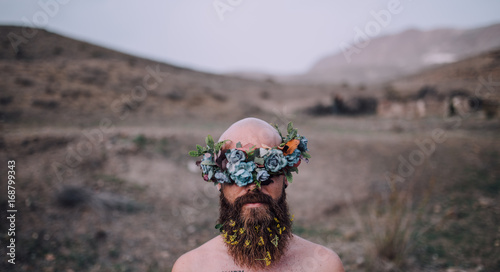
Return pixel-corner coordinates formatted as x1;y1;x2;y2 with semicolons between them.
280;139;300;155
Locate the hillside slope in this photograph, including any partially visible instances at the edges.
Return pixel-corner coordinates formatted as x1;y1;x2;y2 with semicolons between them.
0;26;324;128
300;23;500;85
389;49;500;99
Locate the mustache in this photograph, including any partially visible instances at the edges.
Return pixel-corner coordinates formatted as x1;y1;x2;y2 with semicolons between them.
234;192;274;208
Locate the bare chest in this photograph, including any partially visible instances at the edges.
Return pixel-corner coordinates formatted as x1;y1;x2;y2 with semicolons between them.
200;254;311;272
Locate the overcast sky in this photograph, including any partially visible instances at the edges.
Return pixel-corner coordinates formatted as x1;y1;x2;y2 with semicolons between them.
1;0;500;75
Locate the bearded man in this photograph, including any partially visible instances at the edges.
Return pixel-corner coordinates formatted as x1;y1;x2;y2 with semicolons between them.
173;117;344;272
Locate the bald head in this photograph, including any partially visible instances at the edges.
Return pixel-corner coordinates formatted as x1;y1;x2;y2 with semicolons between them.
219;118;282;150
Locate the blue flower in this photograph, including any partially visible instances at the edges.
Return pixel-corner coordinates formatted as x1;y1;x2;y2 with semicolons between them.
264;149;287;173
229;161;255;186
200;155;216;180
214;171;230;184
298;136;308;152
286;149;301;166
226;149;246;164
256;169;270;182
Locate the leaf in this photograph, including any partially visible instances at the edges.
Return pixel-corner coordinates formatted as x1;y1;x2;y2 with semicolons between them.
188;150;199;157
215;223;223;231
247;152;255;162
302;152;311;159
253;148;260;158
206;135;215;149
285;171;293;183
254;157;265;165
287;122;294;134
285;131;297;143
200;160;216;166
236;142;242;148
272;123;283;139
196;144;203;153
214;140;228;152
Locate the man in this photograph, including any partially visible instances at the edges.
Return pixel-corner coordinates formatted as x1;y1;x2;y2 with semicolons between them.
173;117;344;272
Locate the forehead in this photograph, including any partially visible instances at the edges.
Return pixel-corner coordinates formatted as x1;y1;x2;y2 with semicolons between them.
218;119;282;149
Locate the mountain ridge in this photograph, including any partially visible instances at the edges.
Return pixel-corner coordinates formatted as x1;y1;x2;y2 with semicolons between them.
303;23;500;85
266;23;500;85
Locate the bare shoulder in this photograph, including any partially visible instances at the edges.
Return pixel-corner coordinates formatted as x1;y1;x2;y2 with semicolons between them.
172;236;225;272
288;235;345;272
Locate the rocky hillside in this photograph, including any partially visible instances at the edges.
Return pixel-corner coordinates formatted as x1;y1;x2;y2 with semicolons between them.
389;49;500;96
299;23;500;85
0;26;332;128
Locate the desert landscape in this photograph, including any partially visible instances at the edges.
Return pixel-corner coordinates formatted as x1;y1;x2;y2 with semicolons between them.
1;24;499;272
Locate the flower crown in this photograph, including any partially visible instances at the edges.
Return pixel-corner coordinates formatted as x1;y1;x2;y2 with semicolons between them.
189;122;310;187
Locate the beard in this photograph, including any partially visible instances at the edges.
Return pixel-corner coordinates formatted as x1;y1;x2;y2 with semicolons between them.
218;187;293;269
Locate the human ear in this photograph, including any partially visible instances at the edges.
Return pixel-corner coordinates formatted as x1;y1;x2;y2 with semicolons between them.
283;175;289;188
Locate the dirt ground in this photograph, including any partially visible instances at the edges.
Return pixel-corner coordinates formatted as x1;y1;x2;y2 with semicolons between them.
1;114;499;272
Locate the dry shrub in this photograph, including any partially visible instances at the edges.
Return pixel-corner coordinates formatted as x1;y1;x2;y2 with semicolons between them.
362;177;434;272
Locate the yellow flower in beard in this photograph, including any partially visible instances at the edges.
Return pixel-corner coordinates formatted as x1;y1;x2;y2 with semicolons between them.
258;236;264;246
265;251;272;266
271;235;279;248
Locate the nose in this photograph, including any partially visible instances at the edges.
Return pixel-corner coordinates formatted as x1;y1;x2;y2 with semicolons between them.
247;182;261;192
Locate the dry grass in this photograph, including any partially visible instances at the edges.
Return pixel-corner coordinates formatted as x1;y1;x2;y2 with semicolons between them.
361;178;432;271
347;149;500;272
